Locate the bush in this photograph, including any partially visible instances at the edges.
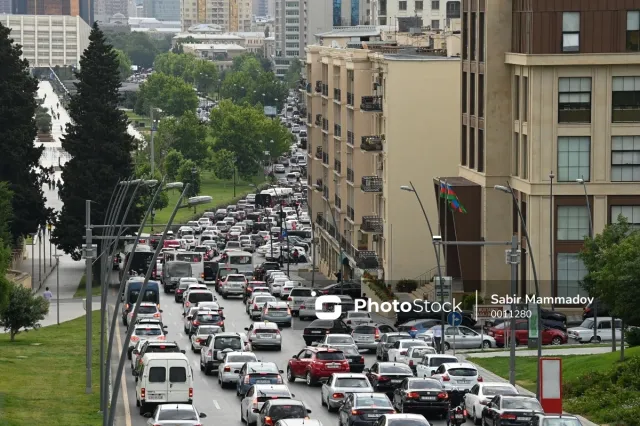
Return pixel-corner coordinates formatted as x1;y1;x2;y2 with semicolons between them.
364;277;395;302
626;327;640;347
460;293;484;311
396;279;418;293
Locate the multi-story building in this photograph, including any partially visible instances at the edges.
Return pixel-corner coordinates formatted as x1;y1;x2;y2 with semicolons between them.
180;0;252;32
0;0;10;14
305;44;460;283
95;0;128;23
374;0;459;30
0;14;91;67
181;42;245;68
142;0;180;21
437;0;640;313
12;0;92;23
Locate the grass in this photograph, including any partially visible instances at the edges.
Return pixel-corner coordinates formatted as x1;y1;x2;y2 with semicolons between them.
0;311;102;425
461;343;621;353
72;274;101;298
468;346;640;393
145;171;259;232
25;236;33;245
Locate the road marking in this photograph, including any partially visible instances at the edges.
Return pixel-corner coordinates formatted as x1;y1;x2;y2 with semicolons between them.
115;320;132;426
179;332;184;338
213;399;221;410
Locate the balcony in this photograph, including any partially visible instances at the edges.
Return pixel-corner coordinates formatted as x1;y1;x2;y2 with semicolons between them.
315;146;323;159
334;195;342;209
322;152;329;165
361;96;383;112
306;83;311;93
347;131;354;145
361;176;383;192
361;135;383;151
334;124;341;137
322;119;329;132
322;185;329;199
361;216;383;233
327;222;336;238
334;159;342;173
315;114;322;126
316;212;325;228
334;88;341;101
346;167;354;182
322;84;328;97
347;205;355;221
315;81;322;93
347;92;354;106
356;250;380;269
314;178;322;190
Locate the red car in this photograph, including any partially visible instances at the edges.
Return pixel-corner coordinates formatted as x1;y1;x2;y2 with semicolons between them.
286;347;350;386
488;319;567;346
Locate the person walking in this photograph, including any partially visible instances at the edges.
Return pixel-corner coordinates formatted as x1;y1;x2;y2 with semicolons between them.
292;249;299;265
43;287;53;302
433;326;443;353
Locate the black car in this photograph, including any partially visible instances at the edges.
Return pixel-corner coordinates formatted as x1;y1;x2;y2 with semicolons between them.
395;301;476;328
203;261;218;283
318;281;362;300
254;261;280;281
255;399;311;425
482;395;544;426
174;281;190;303
303;319;352;346
188;311;225;335
338;392;395;426
392;378;449;416
323;344;365;373
583;299;609;320
365;362;415;397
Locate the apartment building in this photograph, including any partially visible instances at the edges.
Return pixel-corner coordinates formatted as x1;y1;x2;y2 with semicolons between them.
0;14;91;67
180;0;252;32
13;0;92;23
305;44;460;283
374;0;460;30
142;0;180;21
435;0;640;312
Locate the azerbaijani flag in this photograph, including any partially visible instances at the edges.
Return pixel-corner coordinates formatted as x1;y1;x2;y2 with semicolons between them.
439;182;467;214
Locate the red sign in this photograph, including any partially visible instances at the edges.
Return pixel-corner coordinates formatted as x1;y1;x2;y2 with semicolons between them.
539;357;562;414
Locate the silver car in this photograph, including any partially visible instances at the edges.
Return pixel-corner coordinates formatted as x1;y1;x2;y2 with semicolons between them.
220;274;247;298
190;325;222;352
261;301;292;326
288;287;314;316
321;373;374;410
344;312;374;327
245;321;282;350
218;351;258;387
144;403;207;425
248;295;277;320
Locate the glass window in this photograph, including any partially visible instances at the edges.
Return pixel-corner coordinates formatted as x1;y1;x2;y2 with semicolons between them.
514;75;520;120
558;77;591;123
513;133;520;176
557;206;590;241
557;136;590;182
469;129;475;169
479;12;485;61
522;76;528;121
431;20;440;30
169;366;187;382
478;74;484;118
612;76;640;122
148;366;166;382
522;135;528;179
478;129;484;173
461;125;467;166
415;1;423;10
557;253;587;299
611;136;640;181
562;12;580;52
399;1;407;11
462;12;468;59
470;72;475;115
611;205;640;229
470;12;476;60
627;11;640;51
431;0;439;9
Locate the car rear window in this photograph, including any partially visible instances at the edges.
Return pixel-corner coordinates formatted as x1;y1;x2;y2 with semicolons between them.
214;337;242;350
255;327;278;333
411;347;436;358
335;378;369;387
255;297;275;303
408;379;442;390
429;357;458;367
354;325;376;334
197;326;220;335
257;393;291;402
268;405;306;418
387;335;410;344
448;368;478;377
146;345;179;353
502;398;543;410
197;314;222;322
328;336;353;344
148;366;166;382
387;420;429;426
226;276;246;282
355;395;392;407
290;288;313;297
316;352;345;361
483;386;518;396
138;306;157;314
135;328;162;336
169;366;187;382
338;346;359;356
380;365;413;374
402;342;427;349
189;292;214;303
228;355;257;363
157;409;198;421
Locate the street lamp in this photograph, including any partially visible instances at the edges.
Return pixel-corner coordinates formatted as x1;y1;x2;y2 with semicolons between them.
151;210;156;232
576;177;597;344
53;253;62;325
549;172;555;311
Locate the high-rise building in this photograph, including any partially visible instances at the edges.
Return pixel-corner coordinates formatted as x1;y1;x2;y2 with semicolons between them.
13;0;93;23
0;0;11;14
252;0;266;16
374;0;460;29
95;0;128;23
142;0;179;21
180;0;252;32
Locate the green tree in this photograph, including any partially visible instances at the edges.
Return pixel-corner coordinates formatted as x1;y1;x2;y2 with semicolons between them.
0;242;12;313
53;23;139;261
164;149;184;180
134;162;169;211
156;112;209;164
137;73;198;117
177;160;200;197
35;108;52;133
114;48;132;80
0;282;49;341
260;117;294;161
284;59;302;89
153;52;218;93
210;148;236;180
0;182;13;245
0;22;49;242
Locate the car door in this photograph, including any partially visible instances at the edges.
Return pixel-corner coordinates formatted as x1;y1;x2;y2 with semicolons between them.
202;335;214;363
238;363;248;384
485;396;500;425
444;326;461;348
516;321;529;344
367;363;380;387
464;384;479;413
388;341;401;360
168;361;189;401
241;385;254;416
322;373;334;400
292;349;310;376
393;378;409;406
598;320;612;341
339;392;354;425
377;335;388;357
258;401;270;426
459;326;482;348
145;362;168;402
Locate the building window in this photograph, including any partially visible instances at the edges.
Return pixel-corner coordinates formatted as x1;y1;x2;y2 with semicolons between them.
462;71;467;114
431;20;439;29
431;0;439;9
522;135;528;179
522;76;528;122
469;129;475;169
611;205;640;228
627;11;640;51
462;12;468;59
478;129;484;173
478;73;484;117
399;1;407;10
479;12;484;61
611;136;640;181
562;12;580;52
461;125;467;165
558;77;591;123
470;72;475;115
557;206;590;241
513;133;519;176
514;75;520;120
558;136;590;182
612;76;640;122
556;253;587;298
415;1;423;10
470;12;476;60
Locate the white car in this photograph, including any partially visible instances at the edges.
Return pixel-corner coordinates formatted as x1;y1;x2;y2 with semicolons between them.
127;302;162;325
420;325;497;350
240;384;294;426
127;323;166;358
415;354;459;378
180;235;196;249
463;382;519;423
318;334;355;346
280;281;302;299
404;346;437;369
343;312;374;327
431;362;483;392
218;351;258;387
269;277;289;296
567;317;623;343
274;164;286;173
321;373;373;410
386;339;431;363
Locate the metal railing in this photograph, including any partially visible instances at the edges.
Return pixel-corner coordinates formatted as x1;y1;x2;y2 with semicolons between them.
334;124;341;137
334;159;342;173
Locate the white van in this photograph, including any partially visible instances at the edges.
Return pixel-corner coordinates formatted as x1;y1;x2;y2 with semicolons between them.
135;353;193;415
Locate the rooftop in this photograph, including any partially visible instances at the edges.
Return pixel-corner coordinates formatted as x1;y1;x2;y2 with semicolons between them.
174;33;243;40
187;23;223;33
131;27;180;33
315;25;380;38
310;43;455;61
182;43;246;51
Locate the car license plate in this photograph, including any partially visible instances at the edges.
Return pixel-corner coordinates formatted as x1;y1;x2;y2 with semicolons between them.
391;380;401;383
421;396;436;401
270;312;285;316
458;380;468;384
367;414;380;418
311;330;322;334
256;379;271;384
147;393;163;400
518;417;531;421
262;334;275;339
455;414;464;419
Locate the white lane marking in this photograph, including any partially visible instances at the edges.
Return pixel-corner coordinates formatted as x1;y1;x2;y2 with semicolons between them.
179;332;184;338
115;318;133;426
213;399;221;410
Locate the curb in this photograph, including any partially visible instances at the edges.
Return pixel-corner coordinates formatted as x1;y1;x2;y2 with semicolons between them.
33;261;58;294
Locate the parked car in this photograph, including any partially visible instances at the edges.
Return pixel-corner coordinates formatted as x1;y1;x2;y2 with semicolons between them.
568;317;623;343
487;319;568;347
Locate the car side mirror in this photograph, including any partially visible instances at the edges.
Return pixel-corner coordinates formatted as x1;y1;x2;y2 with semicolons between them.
133;349;139;354
199;413;207;418
252;408;260;413
132;370;138;376
159;310;163;313
291;354;297;359
221;316;225;320
306;409;312;414
279;370;284;374
163;325;168;329
143;412;153;418
182;313;186;316
431;372;435;376
164;331;168;335
134;376;138;382
234;369;240;373
181;350;186;354
187;316;192;320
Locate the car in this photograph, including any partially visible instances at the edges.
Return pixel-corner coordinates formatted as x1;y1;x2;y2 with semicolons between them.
404;346;437;372
245;321;283;350
376;332;412;361
199;332;245;374
183;306;214;331
583;299;609;319
567;317;623;343
189;325;222;352
142;403;207;424
317;281;362;300
374;413;431;426
220;274;247;298
274;164;286;173
128;323;167;359
432;362;483;393
130;339;182;372
245;280;268;300
343;311;374;327
127;302;163;326
463;382;519;423
174;281;191;303
488;320;568;347
240;384;295;426
318;333;356;347
218;351;258;388
186;310;225;335
415;354;459;378
254;261;280;281
524;414;584;426
421;325;496;350
246;287;271;306
397;319;443;338
260;301;292;326
248;295;278;320
321;373;373;411
481;395;544;425
303;319;353;346
391;377;450;416
337;392;396;426
269;276;289;296
318;344;365;373
236;361;285;396
352;324;397;351
255;399;311;426
280;281;302;300
364;362;415;397
287;347;350;385
386;339;431;363
287;287;315;316
273;420;322;426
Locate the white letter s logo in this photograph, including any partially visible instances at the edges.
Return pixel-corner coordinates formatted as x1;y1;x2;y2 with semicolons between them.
315;295;342;320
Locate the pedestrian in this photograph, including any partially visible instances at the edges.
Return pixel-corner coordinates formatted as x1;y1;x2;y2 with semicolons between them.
292;249;299;265
433;325;443;352
43;287;53;302
56;102;59;109
278;253;284;267
335;271;342;283
57;113;60;120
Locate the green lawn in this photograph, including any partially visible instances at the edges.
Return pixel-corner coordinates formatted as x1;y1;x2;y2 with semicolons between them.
0;312;102;425
469;346;640;393
73;274;102;298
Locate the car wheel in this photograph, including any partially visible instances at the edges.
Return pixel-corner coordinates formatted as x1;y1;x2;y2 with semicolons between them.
287;366;295;382
443;342;451;351
241;407;245;423
204;365;211;375
474;408;481;425
482;340;492;349
590;336;602;343
191;344;196;353
139;403;146;416
321;393;326;406
200;361;204;371
306;371;316;386
551;336;563;345
276;345;281;351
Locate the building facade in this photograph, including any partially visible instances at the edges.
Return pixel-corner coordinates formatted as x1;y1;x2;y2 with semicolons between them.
180;0;252;32
0;14;91;67
374;0;459;30
142;0;180;21
305;44;460;283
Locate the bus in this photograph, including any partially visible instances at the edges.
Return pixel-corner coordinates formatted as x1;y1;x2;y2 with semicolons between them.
120;279;160;326
225;250;253;274
164;250;204;283
118;245;154;281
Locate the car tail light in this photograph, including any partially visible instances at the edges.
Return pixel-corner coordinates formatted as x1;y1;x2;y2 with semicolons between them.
406;392;419;399
501;414;517;420
409;360;414;366
400;351;407;355
351;410;363;415
410;326;417;331
375;331;380;340
478;376;483;382
207;350;212;356
244;376;250;384
265;416;273;425
252;398;258;407
141;388;145;398
224;366;231;372
157;335;165;341
300;305;305;310
346;320;351;324
189;387;193;398
193;320;200;326
360;356;365;363
201;273;204;278
438;392;448;399
131;336;139;342
185;302;191;307
176;289;183;294
276;376;283;384
125;303;130;310
442;375;450;381
153;313;160;318
217;321;224;326
332;393;344;398
253;304;258;310
378;376;390;381
287;297;292;301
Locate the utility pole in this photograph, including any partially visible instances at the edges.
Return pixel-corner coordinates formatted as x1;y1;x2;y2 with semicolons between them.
83;200;94;394
506;235;520;386
150;107;156;176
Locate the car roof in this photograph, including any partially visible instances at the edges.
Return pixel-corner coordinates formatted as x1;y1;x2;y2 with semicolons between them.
267;399;304;406
378;362;412;368
384;332;411;336
479;382;516;388
307;346;343;353
253;322;279;329
145;341;179;347
251;384;290;392
142;353;188;361
441;362;476;370
214;332;243;338
134;324;162;329
330;373;368;379
265;301;288;307
157;403;196;411
381;413;428;420
353;392;389;400
327;334;353;338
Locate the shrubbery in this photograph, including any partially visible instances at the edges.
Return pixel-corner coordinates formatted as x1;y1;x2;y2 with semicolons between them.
626;327;640;347
362;273;395;301
395;279;418;293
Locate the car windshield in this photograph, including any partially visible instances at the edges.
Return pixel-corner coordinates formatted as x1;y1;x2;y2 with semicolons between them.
388;335;410;344
134;328;161;336
335;378;369;387
402;342;426;349
411;348;436;358
408;380;442;390
268;405;307;419
176;253;202;262
502;398;543;410
354;325;376;334
197;327;220;335
429;357;458;367
228;355;256;363
214;337;242;350
355;395;392;408
227;276;245;282
316;352;345;361
248;364;279;373
336;346;359;356
448;368;478;377
380;365;413;374
579;319;594;329
542;419;582;426
328;336;353;344
197;314;221;322
178;283;190;290
189;293;214;303
138;306;157;314
483;386;518;396
387;420;429;426
157;409;198;421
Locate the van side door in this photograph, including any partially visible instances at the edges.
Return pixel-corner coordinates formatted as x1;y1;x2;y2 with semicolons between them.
145;362;168;402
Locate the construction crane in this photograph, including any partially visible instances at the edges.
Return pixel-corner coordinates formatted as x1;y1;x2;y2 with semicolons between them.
229;0;238;31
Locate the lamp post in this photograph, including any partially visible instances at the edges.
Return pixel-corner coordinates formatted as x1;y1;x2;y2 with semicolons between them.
549;172;555;310
576;177;597;345
191;167;198;212
150;109;158;176
151;209;156;232
53;253;62;325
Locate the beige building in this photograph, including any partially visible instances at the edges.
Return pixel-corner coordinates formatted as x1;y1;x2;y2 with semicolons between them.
180;0;252;32
304;44;460;283
181;42;245;69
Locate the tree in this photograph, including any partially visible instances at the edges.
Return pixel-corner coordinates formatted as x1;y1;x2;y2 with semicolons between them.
155;111;210;164
137;73;198;117
154;52;218;93
35;106;52;133
134;162;169;211
0;242;12;313
284;59;302;89
164;149;184;180
53;23;139;261
0;22;49;242
114;48;132;81
210;148;236;180
104;31;161;68
0;182;13;245
0;282;49;341
177;160;200;197
221;59;287;109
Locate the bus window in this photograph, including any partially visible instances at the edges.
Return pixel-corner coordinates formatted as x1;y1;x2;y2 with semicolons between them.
176;253;202;262
228;255;252;265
